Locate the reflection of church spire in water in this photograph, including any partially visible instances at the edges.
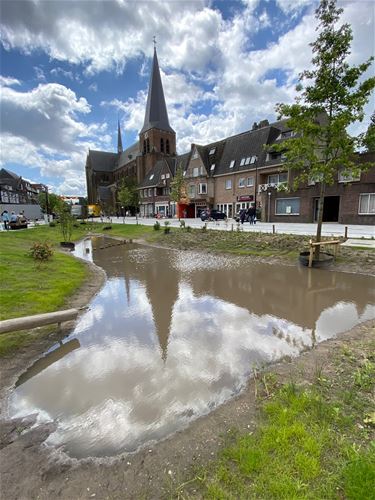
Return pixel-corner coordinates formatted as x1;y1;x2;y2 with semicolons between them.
143;253;179;361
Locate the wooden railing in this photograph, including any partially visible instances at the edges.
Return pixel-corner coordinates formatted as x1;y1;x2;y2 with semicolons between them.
308;239;341;268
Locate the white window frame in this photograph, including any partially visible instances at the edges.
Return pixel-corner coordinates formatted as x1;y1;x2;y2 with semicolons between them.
149;174;154;180
229;160;235;169
275;197;300;216
225;179;232;190
247;176;254;187
240;158;245;166
193;167;199;177
250;156;257;164
238;178;245;188
245;157;251;165
358;193;375;214
210;164;215;171
166;173;170;179
198;183;207;195
209;148;216;155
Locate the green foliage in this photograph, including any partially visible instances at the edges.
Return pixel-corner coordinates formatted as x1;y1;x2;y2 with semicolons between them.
38;191;65;214
362;112;375;152
29;241;53;262
180;219;186;229
49;221;56;227
273;0;375;250
153;221;161;231
164;220;171;234
57;205;74;242
342;448;375;499
117;177;139;214
201;223;207;232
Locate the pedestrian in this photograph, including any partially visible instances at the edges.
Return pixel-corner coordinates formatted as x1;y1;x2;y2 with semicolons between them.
10;211;18;223
1;210;10;230
248;206;256;224
240;209;246;224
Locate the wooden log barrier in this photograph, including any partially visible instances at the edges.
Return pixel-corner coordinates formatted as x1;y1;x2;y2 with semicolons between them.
0;308;85;335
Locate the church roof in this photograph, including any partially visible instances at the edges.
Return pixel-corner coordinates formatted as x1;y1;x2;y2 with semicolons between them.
87;151;118;172
140;48;174;134
139;158;173;188
117;142;140;169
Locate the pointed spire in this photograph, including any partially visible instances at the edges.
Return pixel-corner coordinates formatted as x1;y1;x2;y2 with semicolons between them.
140;45;174;134
117;118;123;154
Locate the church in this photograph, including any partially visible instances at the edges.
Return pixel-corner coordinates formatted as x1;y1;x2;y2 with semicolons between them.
85;48;375;224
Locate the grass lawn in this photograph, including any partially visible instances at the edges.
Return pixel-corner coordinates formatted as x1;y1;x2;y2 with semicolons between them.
178;337;375;499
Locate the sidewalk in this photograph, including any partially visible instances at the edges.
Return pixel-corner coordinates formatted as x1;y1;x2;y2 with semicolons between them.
94;217;375;240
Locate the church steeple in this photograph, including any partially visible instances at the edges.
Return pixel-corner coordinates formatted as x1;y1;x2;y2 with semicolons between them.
117;119;123;154
140;46;174;134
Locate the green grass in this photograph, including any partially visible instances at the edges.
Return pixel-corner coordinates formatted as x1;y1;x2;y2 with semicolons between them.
179;339;375;499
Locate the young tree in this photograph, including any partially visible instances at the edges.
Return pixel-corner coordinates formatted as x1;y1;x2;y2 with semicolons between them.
117;177;139;222
273;0;375;259
38;191;64;215
170;165;189;220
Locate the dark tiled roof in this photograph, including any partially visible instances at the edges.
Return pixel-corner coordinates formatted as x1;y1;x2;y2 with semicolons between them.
117;142;140;169
139;158;173;188
195;140;226;177
175;152;190;174
140;48;174;134
0;168;20;181
87;151;118;172
215;126;272;176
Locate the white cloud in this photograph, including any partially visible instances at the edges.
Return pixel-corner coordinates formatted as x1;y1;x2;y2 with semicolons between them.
0;75;21;86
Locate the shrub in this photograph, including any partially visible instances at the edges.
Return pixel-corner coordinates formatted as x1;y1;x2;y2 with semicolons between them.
154;221;161;231
180;220;186;229
164;221;171;234
49;221;56;227
201;224;207;232
186;226;192;232
103;225;112;230
29;241;54;262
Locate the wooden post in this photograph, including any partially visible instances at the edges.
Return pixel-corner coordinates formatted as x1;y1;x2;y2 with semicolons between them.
272;224;275;234
308;239;314;268
344;226;348;239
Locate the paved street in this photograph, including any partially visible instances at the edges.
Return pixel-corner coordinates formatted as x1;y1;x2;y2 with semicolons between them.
92;216;375;240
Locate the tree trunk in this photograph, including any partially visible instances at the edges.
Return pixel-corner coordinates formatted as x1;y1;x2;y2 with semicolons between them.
315;181;326;260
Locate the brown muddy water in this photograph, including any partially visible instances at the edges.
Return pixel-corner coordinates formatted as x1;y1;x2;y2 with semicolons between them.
7;237;375;459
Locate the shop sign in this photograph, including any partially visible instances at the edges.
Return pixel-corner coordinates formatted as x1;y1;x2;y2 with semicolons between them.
238;195;254;201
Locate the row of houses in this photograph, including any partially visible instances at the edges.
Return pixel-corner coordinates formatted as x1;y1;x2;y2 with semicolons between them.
85;47;375;225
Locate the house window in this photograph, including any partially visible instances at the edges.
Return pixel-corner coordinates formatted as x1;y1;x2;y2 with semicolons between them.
358;193;375;214
149;174;154;180
144;189;147;197
210;164;215;171
193;167;199;177
268;172;287;184
275;198;300;215
148;188;152;197
192;149;198;159
161;174;165;180
209;147;216;155
166;173;170;178
250;156;257;164
166;139;170;154
188;185;196;198
229;160;235;169
239;178;245;188
338;170;361;183
199;183;207;194
247;176;254;187
240;158;245;166
225;179;232;190
160;138;164;153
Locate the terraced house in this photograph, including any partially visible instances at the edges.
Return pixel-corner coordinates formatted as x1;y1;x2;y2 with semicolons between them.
85;47;375;224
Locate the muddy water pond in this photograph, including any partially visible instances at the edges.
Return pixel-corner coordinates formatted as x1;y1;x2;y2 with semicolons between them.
7;237;375;458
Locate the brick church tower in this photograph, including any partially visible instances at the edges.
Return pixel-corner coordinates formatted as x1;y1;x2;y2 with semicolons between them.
137;46;176;183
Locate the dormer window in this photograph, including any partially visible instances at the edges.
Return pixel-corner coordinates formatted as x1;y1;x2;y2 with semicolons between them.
245;157;251;165
210;164;215;171
149;174;154;180
240;158;245;166
209;147;216;155
250;156;257;164
229;160;235;169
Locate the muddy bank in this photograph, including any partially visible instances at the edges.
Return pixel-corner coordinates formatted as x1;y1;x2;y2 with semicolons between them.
0;319;373;500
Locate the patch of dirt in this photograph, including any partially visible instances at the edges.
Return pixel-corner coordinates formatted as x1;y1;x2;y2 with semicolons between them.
0;241;374;500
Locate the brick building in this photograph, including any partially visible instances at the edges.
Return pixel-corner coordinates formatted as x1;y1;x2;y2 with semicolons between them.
85;48;375;224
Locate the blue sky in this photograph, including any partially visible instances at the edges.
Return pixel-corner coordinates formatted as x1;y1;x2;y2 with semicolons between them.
1;0;374;195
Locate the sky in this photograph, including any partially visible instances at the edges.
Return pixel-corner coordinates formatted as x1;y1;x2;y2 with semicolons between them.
0;0;374;195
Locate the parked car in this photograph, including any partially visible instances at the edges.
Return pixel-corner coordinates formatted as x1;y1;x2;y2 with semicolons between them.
200;209;227;221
